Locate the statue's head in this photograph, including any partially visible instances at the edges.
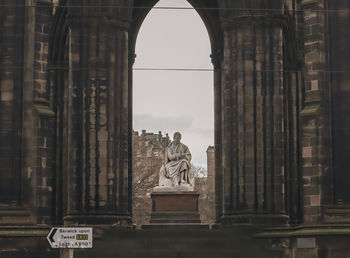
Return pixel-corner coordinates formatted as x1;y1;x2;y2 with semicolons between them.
173;132;181;144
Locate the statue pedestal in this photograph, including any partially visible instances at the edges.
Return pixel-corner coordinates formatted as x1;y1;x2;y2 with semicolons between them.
148;191;201;224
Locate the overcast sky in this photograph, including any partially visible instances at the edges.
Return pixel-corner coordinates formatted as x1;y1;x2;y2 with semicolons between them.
133;0;214;168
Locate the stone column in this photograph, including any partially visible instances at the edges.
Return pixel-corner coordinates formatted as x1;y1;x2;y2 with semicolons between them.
64;13;131;226
219;14;288;225
327;0;350;205
0;0;25;205
299;0;329;223
212;50;223;222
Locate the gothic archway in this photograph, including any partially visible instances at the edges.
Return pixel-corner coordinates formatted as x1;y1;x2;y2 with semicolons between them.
129;0;223;224
49;0;302;227
50;0;223;226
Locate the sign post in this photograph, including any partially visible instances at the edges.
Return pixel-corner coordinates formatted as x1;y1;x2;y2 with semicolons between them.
47;227;93;258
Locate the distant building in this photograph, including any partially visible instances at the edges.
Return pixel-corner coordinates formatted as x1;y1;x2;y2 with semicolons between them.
132;130;169;227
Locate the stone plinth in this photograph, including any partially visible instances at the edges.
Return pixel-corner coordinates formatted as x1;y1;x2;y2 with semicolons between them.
149;191;201;225
324;205;350;223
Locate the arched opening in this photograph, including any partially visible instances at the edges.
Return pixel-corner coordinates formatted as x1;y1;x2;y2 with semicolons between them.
49;0;222;226
131;0;215;227
47;0;303;229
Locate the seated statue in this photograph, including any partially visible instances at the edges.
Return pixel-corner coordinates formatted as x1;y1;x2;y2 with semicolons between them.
157;132;193;190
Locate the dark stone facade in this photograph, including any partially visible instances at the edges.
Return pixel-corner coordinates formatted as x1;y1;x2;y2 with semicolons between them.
1;0;350;257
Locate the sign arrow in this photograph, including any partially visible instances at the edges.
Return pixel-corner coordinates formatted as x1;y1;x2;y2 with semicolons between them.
48;228;57;243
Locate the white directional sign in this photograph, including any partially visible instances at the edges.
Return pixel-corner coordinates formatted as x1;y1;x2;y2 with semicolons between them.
47;227;93;249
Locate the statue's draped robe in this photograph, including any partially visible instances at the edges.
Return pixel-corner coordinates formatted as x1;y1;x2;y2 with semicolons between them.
159;142;192;187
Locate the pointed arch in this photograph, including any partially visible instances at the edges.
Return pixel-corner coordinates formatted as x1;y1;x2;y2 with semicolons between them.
129;0;222;61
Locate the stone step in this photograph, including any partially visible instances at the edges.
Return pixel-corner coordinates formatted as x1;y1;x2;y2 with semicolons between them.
142;223;209;230
74;228;283;258
150;211;201;224
83;249;241;258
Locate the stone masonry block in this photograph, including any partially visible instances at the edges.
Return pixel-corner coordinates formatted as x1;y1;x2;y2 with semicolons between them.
303;147;313;158
310;195;321;206
305;50;321;63
304;186;320;195
303;166;321;177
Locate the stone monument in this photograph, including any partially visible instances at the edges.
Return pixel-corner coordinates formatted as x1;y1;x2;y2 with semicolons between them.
155;131;194;191
147;132;203;227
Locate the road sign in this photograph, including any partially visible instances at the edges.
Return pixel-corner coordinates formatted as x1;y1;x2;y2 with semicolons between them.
47;227;93;248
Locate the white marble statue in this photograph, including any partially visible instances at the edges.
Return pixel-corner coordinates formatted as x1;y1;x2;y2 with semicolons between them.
155;132;194;191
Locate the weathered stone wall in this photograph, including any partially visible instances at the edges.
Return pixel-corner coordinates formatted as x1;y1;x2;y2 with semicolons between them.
300;0;330;223
32;1;56;225
34;2;51;102
0;0;56;225
0;0;25;205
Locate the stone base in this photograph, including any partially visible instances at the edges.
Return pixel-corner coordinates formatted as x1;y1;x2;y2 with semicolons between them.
324;205;350;223
219;214;289;226
149;191;201;224
150;212;201;224
142;223;209;230
153;186;194;192
0;204;35;225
